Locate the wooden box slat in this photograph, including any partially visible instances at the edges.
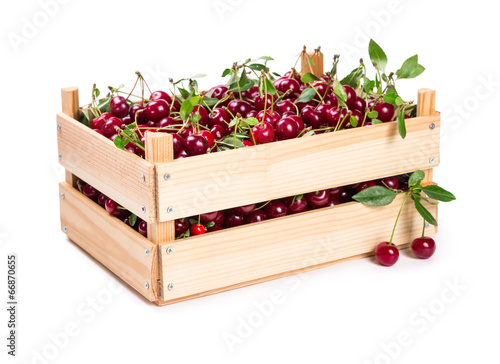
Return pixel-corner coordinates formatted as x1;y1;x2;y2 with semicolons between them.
155;113;440;221
158;193;437;302
59;182;158;302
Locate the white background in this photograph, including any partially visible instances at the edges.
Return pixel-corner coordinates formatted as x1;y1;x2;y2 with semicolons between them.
1;0;499;363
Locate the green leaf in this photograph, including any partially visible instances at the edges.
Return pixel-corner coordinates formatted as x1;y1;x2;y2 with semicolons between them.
383;93;399;105
295;88;317;103
413;196;438;226
352;186;398;206
129;214;137;227
333;79;347;103
221;68;231;77
98;96;111;113
368;39;388;72
301;72;320;84
363;79;375;95
421;185;456;202
350;115;358;127
205;221;215;228
408;64;425;79
341;67;363;88
265;78;277;95
307;54;315;66
395;97;404;106
408;170;425;187
244;117;259;126
301;130;315;137
248;63;268;72
80;107;90;127
253;56;274;62
188;218;198;225
113;135;125;150
202;97;219;107
371;118;383;125
272;72;281;78
398;110;406;139
178;87;190;99
396;55;419;79
368;110;378;119
191;114;202;124
180;95;200;122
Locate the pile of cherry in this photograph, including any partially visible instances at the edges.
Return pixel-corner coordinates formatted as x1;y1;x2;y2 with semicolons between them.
76;173;409;239
87;74;397;158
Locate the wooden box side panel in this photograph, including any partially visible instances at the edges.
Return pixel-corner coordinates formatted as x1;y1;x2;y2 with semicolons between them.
57;113;155;222
156;113;440;221
59;183;158;302
159;194;437;301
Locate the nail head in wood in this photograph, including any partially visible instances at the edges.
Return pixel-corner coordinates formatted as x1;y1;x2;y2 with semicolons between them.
144;282;149;289
429;157;436;164
141;174;145;182
167;247;173;254
61;192;65;199
429;123;435;130
141;206;146;212
63;226;68;232
145;249;150;256
168;283;175;290
57;124;61;131
164;173;171;180
167;207;173;213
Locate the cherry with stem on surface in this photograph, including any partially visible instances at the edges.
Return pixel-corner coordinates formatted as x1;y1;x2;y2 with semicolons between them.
411;220;436;259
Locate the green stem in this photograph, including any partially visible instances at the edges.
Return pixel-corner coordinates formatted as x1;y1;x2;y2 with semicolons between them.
389;191;411;244
421;219;426;238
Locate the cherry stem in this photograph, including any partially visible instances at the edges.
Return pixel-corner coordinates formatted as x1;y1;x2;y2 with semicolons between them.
421;219;426;238
389;191;411;245
254;200;271;210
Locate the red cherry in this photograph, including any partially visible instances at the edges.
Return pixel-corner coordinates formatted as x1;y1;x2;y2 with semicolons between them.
223;211;246;227
101;116;122;138
325;107;347;128
97;193;108;207
214;211;225;225
254;94;275;111
343;85;357;109
190;223;206;236
82;184;99;201
130;105;148;125
256;110;281;127
208;108;231;129
209;85;228;100
329;186;344;200
246;210;267;223
174;219;188;236
171;134;184;156
150;90;172;104
178;127;193;140
192;105;209;126
228;100;253;118
210;124;225;140
199;130;215;148
275;100;295;115
310;82;329;98
285;115;304;131
356;180;376;193
145;99;169;122
373;102;395;122
207;225;224;232
101;112;113;122
375;242;400;266
411;237;436;259
138;221;147;237
284;195;308;214
234;204;256;215
200;211;219;222
265;201;287;219
354;97;367;113
379;177;400;190
184;135;208;156
274;77;300;96
90;116;104;130
276;118;299;140
306;190;330;208
251;122;275;144
105;198;128;219
110;96;130;118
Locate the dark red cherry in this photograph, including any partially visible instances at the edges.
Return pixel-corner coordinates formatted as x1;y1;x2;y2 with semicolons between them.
354;97;367;113
110;96;130;118
306;190;330;208
246;210;268;223
275;77;301;96
373;102;395;122
209;85;228;100
198;130;215;148
242;140;254;147
184;135;208;156
349;109;364;128
208;108;231;129
200;211;219;222
171;134;184;156
310;82;329;98
284;195;308;214
175;218;188;236
214;211;225;225
144;99;170;122
228;99;253;118
357;180;376;193
138;220;147;237
101;112;113;122
375;242;399;266
339;189;353;203
97;193;108;207
121;115;132;125
210;125;225;140
276;118;299;140
190;223;206;236
192;105;208;126
329;92;339;107
90;116;104;130
150;90;172;104
343;85;357;109
234;204;256;215
105;198;128;218
251;122;275;144
122;214;139;230
176;150;188;159
157;117;177;132
82;184;99;201
256;110;281;127
223;211;246;228
275;100;296;115
130;104;148;125
254;94;275;111
178;127;193;140
325;107;347;127
326;196;340;206
246;110;258;118
316;104;334;121
411;237;436;259
285;115;304;131
329;186;344;200
207;225;224;232
265;201;288;219
101;116;122;138
379;176;400;190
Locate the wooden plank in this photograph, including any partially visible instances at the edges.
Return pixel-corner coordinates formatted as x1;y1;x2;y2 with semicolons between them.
57;112;154;222
145;132;175;244
417;88;436;117
155;113;440;221
159;193;437;301
301;50;323;77
61;87;80;187
59;182;157;302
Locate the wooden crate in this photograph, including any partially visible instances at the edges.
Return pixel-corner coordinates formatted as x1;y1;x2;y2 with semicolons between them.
57;62;441;305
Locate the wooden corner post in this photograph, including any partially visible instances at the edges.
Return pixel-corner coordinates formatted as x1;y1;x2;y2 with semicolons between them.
300;47;324;77
417;88;437;186
60;87;80;188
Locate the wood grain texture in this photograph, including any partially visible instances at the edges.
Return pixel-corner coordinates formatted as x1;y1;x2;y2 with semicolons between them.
59;182;157;302
61;87;80;186
57;112;154;222
156;113;440;221
417;88;436;117
159;193;436;301
145;132;175;244
301;51;323;77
